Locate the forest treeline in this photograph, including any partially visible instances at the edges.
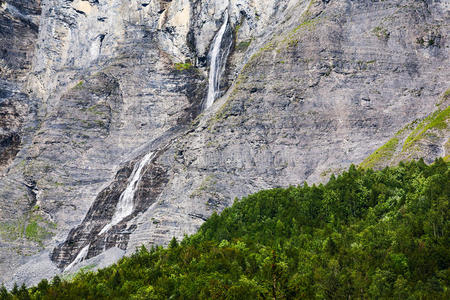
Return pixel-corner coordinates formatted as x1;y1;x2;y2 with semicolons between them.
1;159;449;299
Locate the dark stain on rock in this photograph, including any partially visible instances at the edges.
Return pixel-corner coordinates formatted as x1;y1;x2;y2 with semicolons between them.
0;132;21;169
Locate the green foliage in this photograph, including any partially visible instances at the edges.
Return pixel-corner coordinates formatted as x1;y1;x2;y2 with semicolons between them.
403;106;450;151
0;211;54;245
373;26;390;40
25;221;44;241
5;160;449;299
416;37;435;47
292;17;321;34
360;137;399;169
174;62;192;71
236;40;252;52
436;88;450;107
190;175;217;198
282;17;322;48
0;220;25;241
443;89;450;101
0;284;9;300
73;81;84;90
80;104;106;116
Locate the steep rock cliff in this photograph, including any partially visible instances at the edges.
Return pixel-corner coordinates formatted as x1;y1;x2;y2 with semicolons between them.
0;0;40;173
0;0;448;286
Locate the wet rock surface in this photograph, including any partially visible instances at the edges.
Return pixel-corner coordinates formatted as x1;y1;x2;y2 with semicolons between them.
0;0;449;286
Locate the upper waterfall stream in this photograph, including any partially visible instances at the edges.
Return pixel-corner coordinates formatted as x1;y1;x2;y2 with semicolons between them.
205;10;231;109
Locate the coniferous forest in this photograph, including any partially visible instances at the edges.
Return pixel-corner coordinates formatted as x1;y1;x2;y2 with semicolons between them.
1;159;449;299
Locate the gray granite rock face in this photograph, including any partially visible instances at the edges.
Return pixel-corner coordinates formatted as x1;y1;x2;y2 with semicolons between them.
0;0;449;286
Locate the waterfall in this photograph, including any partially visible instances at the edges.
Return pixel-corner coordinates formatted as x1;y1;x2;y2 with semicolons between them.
205;10;232;109
64;244;90;272
99;151;155;236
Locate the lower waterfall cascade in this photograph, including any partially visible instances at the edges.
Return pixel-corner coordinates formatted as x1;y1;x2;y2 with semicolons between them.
64;244;90;272
98;152;156;236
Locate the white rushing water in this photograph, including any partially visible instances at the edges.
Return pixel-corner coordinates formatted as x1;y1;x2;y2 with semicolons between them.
99;151;155;235
64;244;90;272
205;10;229;109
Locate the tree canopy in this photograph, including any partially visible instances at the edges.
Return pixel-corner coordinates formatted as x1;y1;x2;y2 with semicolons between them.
2;159;449;299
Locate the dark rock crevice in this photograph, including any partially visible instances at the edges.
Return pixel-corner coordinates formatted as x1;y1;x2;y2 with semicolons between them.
0;132;20;169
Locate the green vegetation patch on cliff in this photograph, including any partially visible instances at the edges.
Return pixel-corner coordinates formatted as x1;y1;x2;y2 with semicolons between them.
235;40;252;52
173;62;193;71
360;137;399;169
0;210;55;245
72;81;84;90
437;88;450;106
6;159;449;299
403;105;450;151
372;26;390;40
281;16;323;49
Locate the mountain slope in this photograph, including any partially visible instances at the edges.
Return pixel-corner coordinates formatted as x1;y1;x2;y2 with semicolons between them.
361;95;450;169
0;0;449;285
